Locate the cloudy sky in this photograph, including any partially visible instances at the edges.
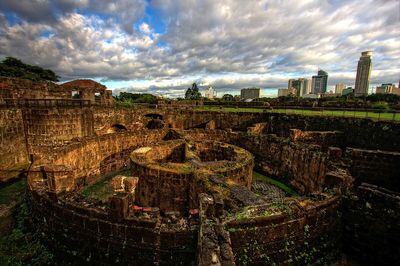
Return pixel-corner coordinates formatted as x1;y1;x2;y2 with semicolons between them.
0;0;399;97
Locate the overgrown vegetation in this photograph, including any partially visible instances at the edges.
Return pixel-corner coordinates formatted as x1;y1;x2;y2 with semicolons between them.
114;92;157;105
0;178;27;205
81;170;131;201
0;196;55;265
0;57;59;81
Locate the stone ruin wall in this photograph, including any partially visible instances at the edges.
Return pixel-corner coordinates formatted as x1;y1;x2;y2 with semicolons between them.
1;102;399;264
341;148;400;265
0;109;29;181
92;108;400;151
0;77;114;107
183;128;400;264
23;107;95;151
29;188;197;265
27;128;343;265
227;196;341;265
30;129;169;189
342;183;400;266
0;77;70;101
346;148;400;190
183;129;331;195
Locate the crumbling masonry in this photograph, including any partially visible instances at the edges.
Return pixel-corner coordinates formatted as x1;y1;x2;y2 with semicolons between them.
1;78;399;265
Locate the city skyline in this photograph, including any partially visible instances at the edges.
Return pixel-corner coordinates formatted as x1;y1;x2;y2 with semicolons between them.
0;0;399;97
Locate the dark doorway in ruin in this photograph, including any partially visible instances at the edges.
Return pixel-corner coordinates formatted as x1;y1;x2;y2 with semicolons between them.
107;124;128;134
145;113;163;120
145;113;164;129
146;119;164;129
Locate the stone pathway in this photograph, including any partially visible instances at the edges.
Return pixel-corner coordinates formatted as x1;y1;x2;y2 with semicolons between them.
252;181;286;202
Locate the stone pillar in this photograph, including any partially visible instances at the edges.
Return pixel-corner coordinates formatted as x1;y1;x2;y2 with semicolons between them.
109;193;130;221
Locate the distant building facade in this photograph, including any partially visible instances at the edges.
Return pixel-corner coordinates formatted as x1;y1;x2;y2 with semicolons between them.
311;70;328;94
376;83;400;95
288;78;310;97
204;86;217;99
335;83;346;94
342;87;354;96
303;79;311;96
241;88;260;100
354;51;372;96
278;87;296;97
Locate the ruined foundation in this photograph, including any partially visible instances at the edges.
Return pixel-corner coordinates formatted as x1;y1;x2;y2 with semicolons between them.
1;79;399;265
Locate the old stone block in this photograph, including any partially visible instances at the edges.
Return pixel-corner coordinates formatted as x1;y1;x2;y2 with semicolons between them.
109;193;130;221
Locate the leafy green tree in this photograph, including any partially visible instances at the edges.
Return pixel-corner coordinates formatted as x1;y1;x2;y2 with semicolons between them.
185;83;202;100
222;94;234;101
0;57;59;81
115;92;157;104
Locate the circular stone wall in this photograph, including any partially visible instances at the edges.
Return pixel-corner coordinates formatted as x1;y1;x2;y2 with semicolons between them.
131;139;254;214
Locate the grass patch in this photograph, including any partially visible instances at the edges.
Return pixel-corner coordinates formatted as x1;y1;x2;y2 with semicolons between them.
81;170;130;201
195;106;400;121
0;178;27;205
253;171;299;197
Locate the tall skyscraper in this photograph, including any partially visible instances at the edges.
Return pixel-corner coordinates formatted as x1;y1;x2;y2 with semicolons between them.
311;70;328;94
354;51;372;96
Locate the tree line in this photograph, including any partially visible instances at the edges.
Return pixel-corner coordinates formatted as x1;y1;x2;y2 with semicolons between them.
0;57;59;81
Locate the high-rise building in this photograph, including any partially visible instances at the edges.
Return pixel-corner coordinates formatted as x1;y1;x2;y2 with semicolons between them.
335;83;346;94
204;86;217;99
288;78;310;97
311;70;328;94
303;79;311;95
240;88;260;100
354;51;372;96
288;79;295;92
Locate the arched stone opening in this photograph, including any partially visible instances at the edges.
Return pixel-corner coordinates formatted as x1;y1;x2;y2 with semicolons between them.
106;124;128;134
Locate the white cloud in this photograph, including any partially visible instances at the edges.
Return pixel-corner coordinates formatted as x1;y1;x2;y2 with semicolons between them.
139;22;151;34
0;0;399;97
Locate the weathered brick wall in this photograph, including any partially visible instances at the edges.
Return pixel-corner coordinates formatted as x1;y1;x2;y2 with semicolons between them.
264;114;400;151
234;134;329;194
0;109;29;182
22;107;94;149
93;107;151;134
30;189;197;265
227;196;341;265
343;184;400;265
92;108;400;151
132;140;254;213
289;128;344;149
0;77;70;100
183;130;329;194
31;130;168;188
346;148;400;191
